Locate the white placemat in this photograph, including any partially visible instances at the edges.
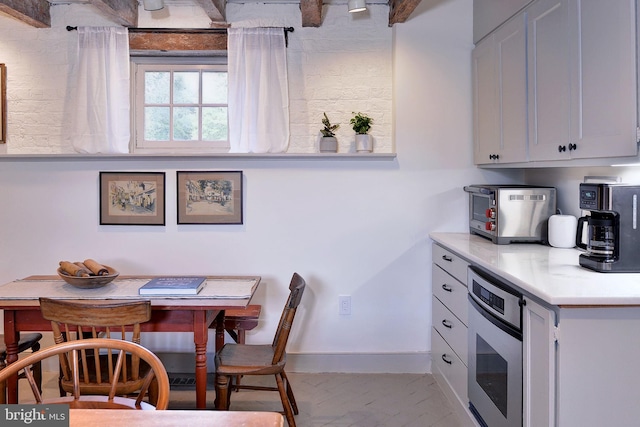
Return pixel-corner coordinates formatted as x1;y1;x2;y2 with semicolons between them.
0;278;258;300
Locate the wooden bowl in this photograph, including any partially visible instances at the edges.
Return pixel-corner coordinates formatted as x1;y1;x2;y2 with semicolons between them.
57;265;119;289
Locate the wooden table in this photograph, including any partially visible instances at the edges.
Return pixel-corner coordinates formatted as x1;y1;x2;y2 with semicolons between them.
69;409;283;426
0;275;260;409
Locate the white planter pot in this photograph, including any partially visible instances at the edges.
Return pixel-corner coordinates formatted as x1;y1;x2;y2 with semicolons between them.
319;137;338;153
355;134;372;152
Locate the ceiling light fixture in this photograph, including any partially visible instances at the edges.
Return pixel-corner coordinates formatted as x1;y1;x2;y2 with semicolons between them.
348;0;367;13
143;0;165;11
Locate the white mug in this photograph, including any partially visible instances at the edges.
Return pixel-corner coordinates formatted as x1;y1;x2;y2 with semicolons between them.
548;215;578;248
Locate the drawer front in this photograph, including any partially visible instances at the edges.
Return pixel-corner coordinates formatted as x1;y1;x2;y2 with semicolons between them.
432;327;468;402
433;244;469;284
433;296;468;366
433;265;469;326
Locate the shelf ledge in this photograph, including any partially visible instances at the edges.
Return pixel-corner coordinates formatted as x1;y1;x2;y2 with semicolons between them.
0;153;397;161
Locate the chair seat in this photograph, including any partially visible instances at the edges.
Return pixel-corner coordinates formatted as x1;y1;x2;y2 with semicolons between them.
60;354;154;396
216;344;286;376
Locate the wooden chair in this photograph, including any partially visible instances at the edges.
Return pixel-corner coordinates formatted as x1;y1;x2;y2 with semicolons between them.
215;273;306;427
38;298;158;405
0;338;170;410
209;304;262;388
0;333;43;404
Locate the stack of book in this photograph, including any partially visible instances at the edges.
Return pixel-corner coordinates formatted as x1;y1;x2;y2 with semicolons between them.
138;277;207;296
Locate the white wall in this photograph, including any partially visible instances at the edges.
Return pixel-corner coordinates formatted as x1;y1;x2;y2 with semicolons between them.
525;165;640;216
0;0;518;372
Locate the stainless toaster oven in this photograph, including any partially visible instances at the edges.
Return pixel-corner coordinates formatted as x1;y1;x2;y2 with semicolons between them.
463;185;556;244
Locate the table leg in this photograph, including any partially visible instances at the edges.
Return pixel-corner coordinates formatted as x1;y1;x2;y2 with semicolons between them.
3;310;19;403
193;310;209;409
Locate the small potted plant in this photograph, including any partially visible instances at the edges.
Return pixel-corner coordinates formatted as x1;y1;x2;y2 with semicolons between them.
319;112;339;153
350;112;373;152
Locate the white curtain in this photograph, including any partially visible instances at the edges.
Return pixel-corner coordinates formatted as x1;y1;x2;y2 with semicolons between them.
70;27;130;154
227;28;290;153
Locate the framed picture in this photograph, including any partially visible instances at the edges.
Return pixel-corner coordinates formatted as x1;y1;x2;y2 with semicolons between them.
1;64;6;144
177;171;243;224
100;172;165;226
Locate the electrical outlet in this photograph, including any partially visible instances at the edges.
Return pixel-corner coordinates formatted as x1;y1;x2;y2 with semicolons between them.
339;295;351;315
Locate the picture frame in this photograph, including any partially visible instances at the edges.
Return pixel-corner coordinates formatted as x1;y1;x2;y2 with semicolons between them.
1;64;6;144
99;172;165;226
177;171;243;225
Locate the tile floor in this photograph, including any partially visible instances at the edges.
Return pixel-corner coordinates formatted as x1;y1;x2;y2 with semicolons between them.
26;371;464;427
168;373;464;427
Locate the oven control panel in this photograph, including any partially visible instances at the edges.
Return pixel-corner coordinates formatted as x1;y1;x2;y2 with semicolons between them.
472;281;505;314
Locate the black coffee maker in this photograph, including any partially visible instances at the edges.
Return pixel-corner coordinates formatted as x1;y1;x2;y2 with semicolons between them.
577;183;640;272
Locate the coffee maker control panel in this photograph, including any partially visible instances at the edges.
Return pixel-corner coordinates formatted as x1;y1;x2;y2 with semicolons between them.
580;183;612;211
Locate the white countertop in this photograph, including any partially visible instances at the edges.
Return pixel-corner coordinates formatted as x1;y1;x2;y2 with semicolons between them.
430;232;640;306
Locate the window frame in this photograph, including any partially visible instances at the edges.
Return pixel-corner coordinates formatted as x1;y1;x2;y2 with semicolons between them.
130;56;229;154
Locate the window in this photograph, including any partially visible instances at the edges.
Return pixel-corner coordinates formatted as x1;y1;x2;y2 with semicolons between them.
131;57;229;153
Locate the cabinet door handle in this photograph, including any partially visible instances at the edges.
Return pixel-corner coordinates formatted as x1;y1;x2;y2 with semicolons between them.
558;145;566;152
569;143;577;151
441;255;453;262
441;354;453;365
441;319;453;329
441;284;453;292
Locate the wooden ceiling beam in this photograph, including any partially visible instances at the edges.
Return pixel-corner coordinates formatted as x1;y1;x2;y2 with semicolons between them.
129;29;227;51
88;0;138;27
0;0;51;28
300;0;322;27
195;0;226;23
389;0;422;26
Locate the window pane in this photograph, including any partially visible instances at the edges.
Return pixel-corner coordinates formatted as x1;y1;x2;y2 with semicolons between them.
202;72;228;104
174;72;199;104
145;107;170;140
145;72;170;104
173;107;199;141
202;107;228;141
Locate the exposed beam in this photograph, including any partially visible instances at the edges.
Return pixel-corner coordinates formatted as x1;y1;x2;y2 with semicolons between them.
195;0;225;23
128;28;227;52
389;0;422;26
88;0;138;27
0;0;51;28
300;0;322;27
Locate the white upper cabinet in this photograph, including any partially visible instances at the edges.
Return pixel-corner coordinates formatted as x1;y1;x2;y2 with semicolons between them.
473;14;528;165
567;0;637;159
472;36;499;164
527;0;572;161
473;0;638;166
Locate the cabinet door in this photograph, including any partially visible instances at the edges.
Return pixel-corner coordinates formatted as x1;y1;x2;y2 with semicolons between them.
473;35;500;164
522;297;556;427
567;0;637;159
495;13;528;163
527;0;572;161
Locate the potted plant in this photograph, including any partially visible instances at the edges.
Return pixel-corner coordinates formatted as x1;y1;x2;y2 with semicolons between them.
350;112;373;152
319;112;339;153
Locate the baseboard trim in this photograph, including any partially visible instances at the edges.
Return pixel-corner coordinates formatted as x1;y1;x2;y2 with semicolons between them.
157;351;432;374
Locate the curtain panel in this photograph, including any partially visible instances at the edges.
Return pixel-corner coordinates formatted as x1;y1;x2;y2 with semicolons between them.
69;27;130;154
227;27;290;153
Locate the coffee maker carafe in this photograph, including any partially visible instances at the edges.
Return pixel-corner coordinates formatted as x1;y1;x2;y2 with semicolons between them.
577;183;640;272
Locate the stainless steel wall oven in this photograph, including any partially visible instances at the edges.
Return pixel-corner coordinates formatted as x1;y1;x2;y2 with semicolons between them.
467;266;523;427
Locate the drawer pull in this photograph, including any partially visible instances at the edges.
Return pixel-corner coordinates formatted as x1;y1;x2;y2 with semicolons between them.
441;354;453;365
441;255;453;262
441;284;453;292
441;319;453;329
